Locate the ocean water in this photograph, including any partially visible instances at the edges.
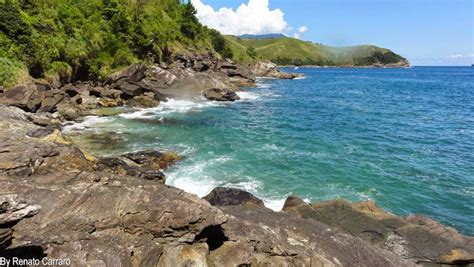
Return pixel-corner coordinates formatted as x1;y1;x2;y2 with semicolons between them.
64;67;474;235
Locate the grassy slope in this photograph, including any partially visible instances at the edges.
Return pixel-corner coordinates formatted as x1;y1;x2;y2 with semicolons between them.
226;36;409;66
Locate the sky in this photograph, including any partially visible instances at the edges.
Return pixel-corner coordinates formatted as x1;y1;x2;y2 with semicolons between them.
191;0;474;66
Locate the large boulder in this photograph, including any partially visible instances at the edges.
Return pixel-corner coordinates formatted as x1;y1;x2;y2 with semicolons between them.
282;197;474;266
204;187;265;207
0;84;43;112
98;150;180;183
203;88;240;102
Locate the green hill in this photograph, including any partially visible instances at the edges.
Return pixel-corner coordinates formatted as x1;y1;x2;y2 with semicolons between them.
225;35;409;67
0;0;233;87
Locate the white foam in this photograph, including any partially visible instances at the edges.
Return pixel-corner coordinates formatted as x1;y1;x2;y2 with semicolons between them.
119;98;223;119
293;76;307;80
62;116;112;133
262;198;287;211
236;91;260;100
165;156;232;197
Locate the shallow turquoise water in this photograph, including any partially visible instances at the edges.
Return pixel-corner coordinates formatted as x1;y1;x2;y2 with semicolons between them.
65;67;474;235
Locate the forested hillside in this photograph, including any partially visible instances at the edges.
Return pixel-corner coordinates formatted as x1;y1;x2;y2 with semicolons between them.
0;0;232;87
226;35;409;67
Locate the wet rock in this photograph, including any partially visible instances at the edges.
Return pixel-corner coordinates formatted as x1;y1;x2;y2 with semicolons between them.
204;187;265;208
203;88;240;102
283;197;474;266
98;150;181;183
127;93;160;108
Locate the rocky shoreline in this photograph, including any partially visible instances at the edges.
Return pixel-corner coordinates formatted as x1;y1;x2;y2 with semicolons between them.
0;56;473;266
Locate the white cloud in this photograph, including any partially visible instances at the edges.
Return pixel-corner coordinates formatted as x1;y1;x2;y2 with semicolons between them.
448;54;464;59
448;54;474;59
191;0;288;35
298;26;308;33
293;26;309;39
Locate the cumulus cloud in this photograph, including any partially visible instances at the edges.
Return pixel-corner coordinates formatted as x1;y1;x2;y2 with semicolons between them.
293;26;309;39
191;0;288;35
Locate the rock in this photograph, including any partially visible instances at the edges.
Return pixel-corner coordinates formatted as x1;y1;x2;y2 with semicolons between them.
38;90;65;112
204;187;265;208
97;97;123;108
0;228;12;249
157;243;209;267
0;84;42;112
210;204;417;267
203;88;240;102
0;195;40;251
251;61;302;79
107;64;147;85
0;195;41;225
98;150;180;183
283;197;474;266
116;83;144;97
127;94;160;108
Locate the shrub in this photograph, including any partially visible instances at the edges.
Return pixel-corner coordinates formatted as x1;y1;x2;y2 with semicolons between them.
0;57;31;88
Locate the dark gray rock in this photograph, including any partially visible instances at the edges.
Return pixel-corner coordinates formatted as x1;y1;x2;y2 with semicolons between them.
203;88;240;102
204;187;265;207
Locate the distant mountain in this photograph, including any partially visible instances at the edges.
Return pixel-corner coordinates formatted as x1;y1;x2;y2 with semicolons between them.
239;34;286;40
226;35;409;67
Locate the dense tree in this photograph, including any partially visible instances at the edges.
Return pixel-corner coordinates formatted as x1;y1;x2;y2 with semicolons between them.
0;0;235;86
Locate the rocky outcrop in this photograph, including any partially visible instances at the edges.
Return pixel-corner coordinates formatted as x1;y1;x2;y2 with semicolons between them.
251;61;302;79
0;195;40;250
282;196;474;266
204;187;265;207
203;88;240;101
0;56;265;121
98;150;180;183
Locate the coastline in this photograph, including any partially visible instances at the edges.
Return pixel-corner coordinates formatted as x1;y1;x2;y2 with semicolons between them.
0;59;473;266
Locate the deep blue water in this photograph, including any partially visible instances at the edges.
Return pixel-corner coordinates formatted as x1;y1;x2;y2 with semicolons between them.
65;67;474;235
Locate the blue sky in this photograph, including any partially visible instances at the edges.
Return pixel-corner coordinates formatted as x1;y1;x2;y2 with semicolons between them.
192;0;473;66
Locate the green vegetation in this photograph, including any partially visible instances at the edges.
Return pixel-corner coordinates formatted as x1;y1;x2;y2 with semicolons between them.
0;57;30;88
225;36;408;66
0;0;234;87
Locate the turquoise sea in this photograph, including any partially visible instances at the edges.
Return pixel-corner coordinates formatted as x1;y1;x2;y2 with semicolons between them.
64;67;474;235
